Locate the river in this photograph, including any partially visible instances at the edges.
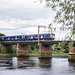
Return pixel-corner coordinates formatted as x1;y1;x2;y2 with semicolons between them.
0;57;75;75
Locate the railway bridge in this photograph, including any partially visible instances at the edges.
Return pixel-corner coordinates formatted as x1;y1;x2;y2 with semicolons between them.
0;40;75;61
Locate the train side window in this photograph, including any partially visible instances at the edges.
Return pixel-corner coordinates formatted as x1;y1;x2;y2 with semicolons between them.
15;36;17;40
48;35;50;37
44;35;47;37
17;36;21;38
0;38;1;40
8;37;10;40
17;36;19;38
35;35;37;37
2;37;4;40
4;37;8;39
25;36;27;38
20;36;22;38
34;35;36;37
41;35;43;38
31;36;33;39
27;35;30;38
11;37;14;38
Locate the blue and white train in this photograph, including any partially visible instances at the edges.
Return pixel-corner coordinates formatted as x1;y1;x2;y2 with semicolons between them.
0;33;55;41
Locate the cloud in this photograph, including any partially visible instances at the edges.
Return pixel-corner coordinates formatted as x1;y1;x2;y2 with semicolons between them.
0;0;54;20
0;7;53;20
0;0;57;37
0;18;53;35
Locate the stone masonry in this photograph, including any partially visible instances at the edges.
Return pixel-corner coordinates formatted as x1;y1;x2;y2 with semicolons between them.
39;43;52;58
68;44;75;61
0;42;6;52
17;43;29;56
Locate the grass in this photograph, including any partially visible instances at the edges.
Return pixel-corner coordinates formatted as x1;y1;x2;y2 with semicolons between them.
52;51;68;57
0;54;16;57
0;50;68;57
29;50;68;57
29;50;38;57
29;50;38;54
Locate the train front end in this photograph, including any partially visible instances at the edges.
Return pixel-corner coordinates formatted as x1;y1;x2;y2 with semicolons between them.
50;33;55;40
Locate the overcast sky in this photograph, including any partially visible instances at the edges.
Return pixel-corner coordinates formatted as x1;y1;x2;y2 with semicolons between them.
0;0;69;40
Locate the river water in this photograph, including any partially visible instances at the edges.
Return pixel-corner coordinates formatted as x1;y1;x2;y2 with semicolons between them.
0;57;75;75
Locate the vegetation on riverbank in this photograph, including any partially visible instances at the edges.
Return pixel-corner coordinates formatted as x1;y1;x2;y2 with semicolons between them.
0;53;68;57
29;50;68;57
0;44;68;57
0;54;16;57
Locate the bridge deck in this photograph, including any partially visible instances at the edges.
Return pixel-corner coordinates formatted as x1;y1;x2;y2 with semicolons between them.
0;40;72;45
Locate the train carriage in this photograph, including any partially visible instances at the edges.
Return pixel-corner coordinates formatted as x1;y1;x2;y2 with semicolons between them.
0;33;55;41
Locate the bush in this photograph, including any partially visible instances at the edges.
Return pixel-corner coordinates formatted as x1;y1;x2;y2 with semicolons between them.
6;46;13;54
12;49;16;54
63;45;69;53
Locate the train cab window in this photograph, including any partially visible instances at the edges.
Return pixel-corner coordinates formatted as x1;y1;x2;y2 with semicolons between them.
52;34;55;36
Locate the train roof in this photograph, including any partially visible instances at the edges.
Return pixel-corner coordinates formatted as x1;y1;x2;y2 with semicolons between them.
0;33;55;38
25;33;55;35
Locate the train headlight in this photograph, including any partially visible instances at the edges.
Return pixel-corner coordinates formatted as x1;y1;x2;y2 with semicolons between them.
52;36;55;38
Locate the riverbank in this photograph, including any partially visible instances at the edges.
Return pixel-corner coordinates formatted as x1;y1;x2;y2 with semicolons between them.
0;54;16;57
0;53;68;57
29;53;68;57
52;53;68;57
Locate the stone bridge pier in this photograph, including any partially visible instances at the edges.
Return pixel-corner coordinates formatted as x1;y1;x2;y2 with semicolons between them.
39;43;52;58
0;43;6;50
16;43;29;57
68;44;75;61
0;42;13;53
0;43;6;53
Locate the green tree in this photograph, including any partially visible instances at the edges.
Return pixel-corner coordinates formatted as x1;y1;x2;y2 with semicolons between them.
38;0;75;51
29;45;38;50
39;0;75;36
6;46;13;54
52;42;69;53
0;33;5;36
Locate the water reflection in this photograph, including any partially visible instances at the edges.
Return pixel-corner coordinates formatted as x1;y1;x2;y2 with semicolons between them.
17;57;30;69
69;61;75;67
39;59;51;68
0;57;35;69
0;57;52;69
69;61;75;71
0;57;75;75
12;57;17;69
0;58;12;70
